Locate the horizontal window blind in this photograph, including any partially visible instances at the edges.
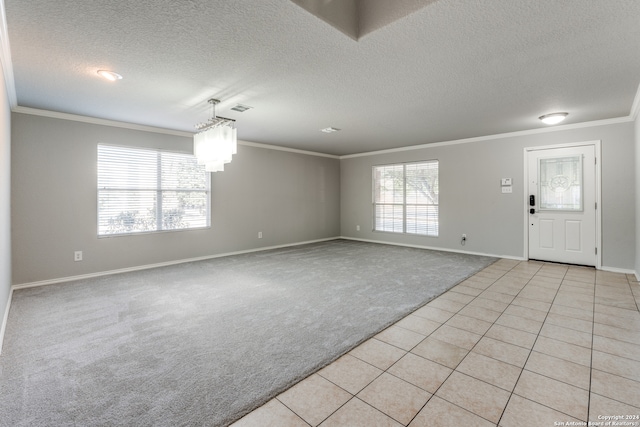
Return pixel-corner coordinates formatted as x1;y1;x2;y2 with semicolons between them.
98;144;210;236
373;160;439;236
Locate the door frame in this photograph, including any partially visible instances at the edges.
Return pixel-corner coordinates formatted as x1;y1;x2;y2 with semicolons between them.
523;140;602;269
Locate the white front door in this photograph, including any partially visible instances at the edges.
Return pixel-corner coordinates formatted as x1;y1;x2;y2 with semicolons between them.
527;144;597;266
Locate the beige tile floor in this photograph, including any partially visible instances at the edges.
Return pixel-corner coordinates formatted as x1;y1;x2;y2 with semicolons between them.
231;259;640;427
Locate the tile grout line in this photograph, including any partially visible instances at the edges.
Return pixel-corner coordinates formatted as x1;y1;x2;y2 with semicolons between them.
492;262;604;425
451;262;570;424
403;282;501;425
589;272;640;411
625;272;640;314
511;265;600;423
384;262;604;425
402;260;528;426
272;396;313;427
493;261;555;427
313;360;389;425
236;264;636;426
271;264;512;426
587;272;601;423
335;261;517;426
267;262;612;426
307;275;478;427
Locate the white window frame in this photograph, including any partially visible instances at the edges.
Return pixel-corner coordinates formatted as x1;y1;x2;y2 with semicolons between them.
372;160;439;236
98;144;211;237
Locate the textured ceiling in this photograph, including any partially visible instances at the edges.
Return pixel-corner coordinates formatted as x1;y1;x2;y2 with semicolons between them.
4;0;640;155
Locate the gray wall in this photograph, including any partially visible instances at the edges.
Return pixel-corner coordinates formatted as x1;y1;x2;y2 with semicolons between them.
341;121;636;271
11;113;341;284
10;110;639;285
0;59;11;336
635;112;640;277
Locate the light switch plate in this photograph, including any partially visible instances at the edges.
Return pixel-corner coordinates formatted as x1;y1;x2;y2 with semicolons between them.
502;186;513;193
501;178;512;186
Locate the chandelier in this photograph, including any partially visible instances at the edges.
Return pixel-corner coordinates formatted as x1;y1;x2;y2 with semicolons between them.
193;99;237;172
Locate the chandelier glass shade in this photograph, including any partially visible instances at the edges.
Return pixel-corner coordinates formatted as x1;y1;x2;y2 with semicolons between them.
194;99;237;172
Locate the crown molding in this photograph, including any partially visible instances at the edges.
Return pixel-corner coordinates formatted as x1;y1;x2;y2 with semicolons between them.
340;115;634;159
11;103;636;161
239;140;339;159
12;106;340;159
13;106;194;137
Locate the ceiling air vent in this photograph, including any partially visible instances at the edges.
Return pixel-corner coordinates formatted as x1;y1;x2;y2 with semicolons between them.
231;104;252;112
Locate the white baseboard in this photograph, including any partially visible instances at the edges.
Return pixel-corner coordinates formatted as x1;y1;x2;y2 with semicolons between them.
7;238;341;353
340;237;640;276
0;236;509;354
12;237;341;290
0;287;13;355
5;236;636;354
338;236;525;261
13;236;635;291
600;265;636;275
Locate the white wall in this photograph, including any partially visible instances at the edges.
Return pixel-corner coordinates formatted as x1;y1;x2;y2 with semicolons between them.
11;113;341;284
0;53;11;346
341;121;636;271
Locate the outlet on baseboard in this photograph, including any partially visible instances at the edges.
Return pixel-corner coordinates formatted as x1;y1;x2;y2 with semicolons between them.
74;251;83;262
356;225;360;231
258;231;263;239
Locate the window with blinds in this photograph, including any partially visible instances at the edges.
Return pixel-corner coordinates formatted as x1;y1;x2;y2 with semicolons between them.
98;144;210;236
373;160;439;236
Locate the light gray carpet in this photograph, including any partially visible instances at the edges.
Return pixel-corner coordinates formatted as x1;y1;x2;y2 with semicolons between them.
0;239;496;426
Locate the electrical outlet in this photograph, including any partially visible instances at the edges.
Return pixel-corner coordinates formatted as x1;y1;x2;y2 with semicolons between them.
74;251;83;262
258;231;263;239
356;225;360;231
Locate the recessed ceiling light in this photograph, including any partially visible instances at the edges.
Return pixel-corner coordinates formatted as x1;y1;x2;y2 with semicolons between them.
97;70;123;81
539;112;568;125
231;104;252;112
320;127;341;133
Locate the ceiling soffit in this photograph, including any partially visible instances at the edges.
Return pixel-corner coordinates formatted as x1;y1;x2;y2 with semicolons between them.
290;0;437;40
